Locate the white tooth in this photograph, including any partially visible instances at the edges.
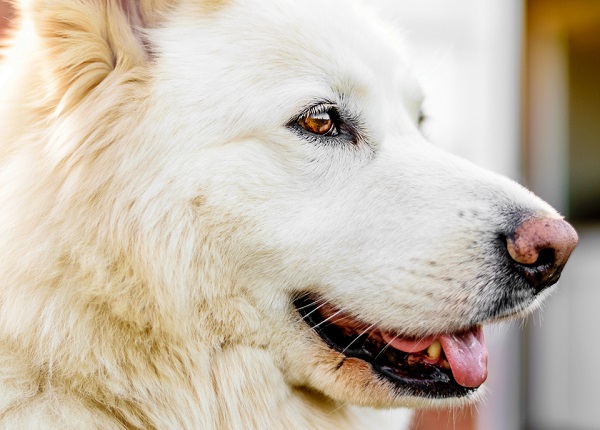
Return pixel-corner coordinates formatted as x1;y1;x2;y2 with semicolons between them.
426;340;442;360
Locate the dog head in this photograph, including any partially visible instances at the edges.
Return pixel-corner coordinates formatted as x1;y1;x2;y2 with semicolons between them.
2;0;577;410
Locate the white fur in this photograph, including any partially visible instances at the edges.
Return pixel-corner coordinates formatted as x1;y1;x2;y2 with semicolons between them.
0;0;561;428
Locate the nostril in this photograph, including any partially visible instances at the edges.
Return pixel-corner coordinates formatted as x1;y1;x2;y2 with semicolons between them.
533;248;555;268
505;217;578;291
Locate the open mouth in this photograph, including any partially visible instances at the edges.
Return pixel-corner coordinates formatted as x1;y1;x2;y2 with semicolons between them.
294;295;488;399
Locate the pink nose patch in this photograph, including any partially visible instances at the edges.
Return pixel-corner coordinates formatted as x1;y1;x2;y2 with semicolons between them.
506;217;578;289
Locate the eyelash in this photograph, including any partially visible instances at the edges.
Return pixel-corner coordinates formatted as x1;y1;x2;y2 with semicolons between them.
303;103;336;119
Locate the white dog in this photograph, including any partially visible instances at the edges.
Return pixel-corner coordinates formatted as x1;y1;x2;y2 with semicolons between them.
0;0;577;429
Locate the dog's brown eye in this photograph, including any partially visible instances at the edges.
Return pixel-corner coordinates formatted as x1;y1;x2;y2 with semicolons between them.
297;111;337;136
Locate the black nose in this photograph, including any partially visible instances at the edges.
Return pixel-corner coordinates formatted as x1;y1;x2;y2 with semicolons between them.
506;217;578;291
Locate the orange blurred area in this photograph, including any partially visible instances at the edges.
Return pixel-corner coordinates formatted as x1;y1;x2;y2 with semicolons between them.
0;2;12;36
411;406;477;430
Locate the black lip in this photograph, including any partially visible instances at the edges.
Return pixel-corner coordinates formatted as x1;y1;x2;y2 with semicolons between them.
294;295;476;399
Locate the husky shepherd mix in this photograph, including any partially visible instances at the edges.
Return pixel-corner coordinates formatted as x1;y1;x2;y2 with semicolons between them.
0;0;577;428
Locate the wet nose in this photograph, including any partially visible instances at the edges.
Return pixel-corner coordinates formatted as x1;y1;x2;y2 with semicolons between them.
506;217;578;291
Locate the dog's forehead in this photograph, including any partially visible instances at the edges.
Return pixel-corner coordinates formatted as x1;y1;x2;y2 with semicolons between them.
157;0;421;108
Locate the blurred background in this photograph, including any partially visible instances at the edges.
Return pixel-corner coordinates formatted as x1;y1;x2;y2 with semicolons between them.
1;1;598;429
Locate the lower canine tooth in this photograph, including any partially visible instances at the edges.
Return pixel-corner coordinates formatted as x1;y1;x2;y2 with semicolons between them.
426;340;442;360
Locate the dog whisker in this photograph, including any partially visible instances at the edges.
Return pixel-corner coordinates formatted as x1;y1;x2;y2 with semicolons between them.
309;309;345;331
294;297;326;311
297;300;328;322
374;333;399;361
338;320;382;358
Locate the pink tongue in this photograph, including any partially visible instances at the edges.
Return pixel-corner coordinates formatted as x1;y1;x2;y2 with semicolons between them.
439;326;487;388
382;326;488;388
382;335;436;353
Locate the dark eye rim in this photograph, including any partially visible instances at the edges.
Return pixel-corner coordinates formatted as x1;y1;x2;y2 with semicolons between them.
297;107;340;137
288;102;359;144
293;103;341;136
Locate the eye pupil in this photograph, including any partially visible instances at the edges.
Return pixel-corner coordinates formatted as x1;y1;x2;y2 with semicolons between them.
298;111;336;135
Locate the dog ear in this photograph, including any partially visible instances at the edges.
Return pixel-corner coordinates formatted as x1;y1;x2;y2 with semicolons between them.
15;0;177;113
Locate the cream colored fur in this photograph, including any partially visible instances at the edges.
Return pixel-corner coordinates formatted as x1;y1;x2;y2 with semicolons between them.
0;0;561;429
